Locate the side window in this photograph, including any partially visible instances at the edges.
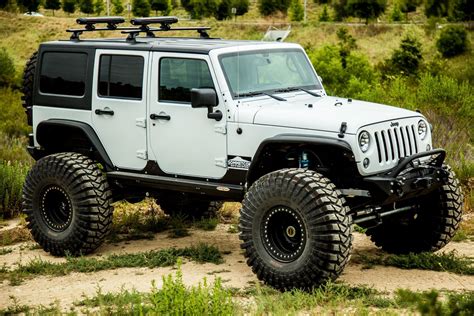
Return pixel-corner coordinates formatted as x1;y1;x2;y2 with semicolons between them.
159;58;214;103
98;55;144;99
40;52;87;96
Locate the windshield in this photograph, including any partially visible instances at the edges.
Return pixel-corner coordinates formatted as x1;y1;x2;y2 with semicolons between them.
219;49;322;98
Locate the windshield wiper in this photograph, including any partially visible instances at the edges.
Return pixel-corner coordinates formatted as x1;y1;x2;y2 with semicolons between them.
274;87;322;98
237;91;286;101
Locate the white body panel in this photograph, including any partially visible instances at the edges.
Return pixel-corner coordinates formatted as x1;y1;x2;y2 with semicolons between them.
148;52;227;178
91;49;149;170
33;106;92;147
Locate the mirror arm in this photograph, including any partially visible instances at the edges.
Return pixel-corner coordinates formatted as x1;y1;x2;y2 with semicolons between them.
207;106;222;121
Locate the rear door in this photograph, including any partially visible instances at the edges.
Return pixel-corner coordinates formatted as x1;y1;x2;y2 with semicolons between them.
91;50;149;170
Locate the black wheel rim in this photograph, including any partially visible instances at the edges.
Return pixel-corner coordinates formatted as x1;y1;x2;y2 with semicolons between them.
261;206;306;263
40;185;73;232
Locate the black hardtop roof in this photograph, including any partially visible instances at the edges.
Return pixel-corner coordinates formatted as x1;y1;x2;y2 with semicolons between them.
41;37;276;54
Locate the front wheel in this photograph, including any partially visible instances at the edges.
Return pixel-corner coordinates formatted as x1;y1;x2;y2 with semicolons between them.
239;169;352;290
23;153;113;256
366;165;463;254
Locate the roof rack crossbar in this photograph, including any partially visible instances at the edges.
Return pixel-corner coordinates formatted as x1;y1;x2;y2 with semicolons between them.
66;16;211;41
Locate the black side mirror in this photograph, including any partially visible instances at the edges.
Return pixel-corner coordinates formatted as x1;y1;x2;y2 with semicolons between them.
190;88;222;121
191;88;218;108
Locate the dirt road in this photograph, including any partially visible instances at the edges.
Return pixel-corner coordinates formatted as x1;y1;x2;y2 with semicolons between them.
1;223;473;309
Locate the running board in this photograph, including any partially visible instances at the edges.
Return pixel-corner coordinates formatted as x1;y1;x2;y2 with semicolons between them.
107;171;244;198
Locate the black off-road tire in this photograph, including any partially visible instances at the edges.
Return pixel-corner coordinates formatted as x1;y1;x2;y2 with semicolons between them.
21;51;38;115
239;168;352;290
159;196;223;219
23;153;113;256
366;165;463;254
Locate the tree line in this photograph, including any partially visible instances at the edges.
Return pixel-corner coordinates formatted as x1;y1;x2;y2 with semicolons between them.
0;0;472;22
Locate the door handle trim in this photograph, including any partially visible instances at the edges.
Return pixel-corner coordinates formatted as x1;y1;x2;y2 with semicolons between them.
150;113;171;121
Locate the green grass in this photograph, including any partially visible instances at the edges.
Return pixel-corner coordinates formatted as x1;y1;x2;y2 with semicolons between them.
0;243;223;285
352;250;474;275
194;217;219;231
0;247;12;255
227;224;239;233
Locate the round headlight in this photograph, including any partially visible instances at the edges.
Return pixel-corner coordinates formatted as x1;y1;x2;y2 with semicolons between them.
358;131;370;153
418;120;428;140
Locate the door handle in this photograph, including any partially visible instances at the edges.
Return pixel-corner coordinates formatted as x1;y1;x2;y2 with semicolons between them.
95;109;114;116
150;113;171;121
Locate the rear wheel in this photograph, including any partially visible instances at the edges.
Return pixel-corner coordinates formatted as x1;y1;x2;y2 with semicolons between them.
23;153;113;256
239;169;352;290
366;165;463;254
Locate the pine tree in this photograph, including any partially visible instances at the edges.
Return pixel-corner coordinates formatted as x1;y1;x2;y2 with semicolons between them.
233;0;249;16
44;0;61;15
289;0;303;21
132;0;151;16
319;4;330;21
390;3;403;21
112;0;124;14
424;0;449;18
346;0;387;24
62;0;76;14
215;0;232;20
80;0;94;15
16;0;41;13
258;0;291;16
94;0;104;14
150;0;170;15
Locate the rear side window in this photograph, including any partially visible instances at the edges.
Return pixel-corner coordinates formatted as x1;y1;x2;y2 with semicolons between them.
159;58;214;103
40;52;87;96
98;55;144;99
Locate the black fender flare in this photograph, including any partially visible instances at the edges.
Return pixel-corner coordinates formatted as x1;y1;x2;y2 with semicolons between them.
247;134;354;185
36;119;114;170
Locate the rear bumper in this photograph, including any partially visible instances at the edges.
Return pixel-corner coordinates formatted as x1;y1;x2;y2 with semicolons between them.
364;149;448;205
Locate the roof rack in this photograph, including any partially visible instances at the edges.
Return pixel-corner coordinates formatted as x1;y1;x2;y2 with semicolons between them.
66;16;211;41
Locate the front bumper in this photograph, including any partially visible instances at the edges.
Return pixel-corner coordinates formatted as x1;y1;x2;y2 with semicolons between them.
364;149;448;205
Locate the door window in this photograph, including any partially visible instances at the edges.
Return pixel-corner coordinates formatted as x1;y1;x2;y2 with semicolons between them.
159;58;214;103
98;55;144;99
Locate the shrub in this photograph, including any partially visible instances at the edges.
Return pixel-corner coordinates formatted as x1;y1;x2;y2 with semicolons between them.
0;49;15;87
0;161;28;219
94;0;104;14
333;0;349;21
384;34;423;76
436;25;469;58
192;0;218;19
390;3;403;22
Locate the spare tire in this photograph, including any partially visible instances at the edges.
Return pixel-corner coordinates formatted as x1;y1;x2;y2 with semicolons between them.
21;51;38;125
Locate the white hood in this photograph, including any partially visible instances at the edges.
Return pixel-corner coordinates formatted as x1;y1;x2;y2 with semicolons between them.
237;95;422;134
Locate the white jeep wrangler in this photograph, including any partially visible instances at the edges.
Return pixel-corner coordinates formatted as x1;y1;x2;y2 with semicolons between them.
21;17;463;290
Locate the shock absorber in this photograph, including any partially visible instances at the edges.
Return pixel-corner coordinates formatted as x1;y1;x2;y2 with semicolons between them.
299;151;309;168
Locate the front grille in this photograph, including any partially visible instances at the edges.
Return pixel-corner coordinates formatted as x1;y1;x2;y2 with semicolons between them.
374;124;419;163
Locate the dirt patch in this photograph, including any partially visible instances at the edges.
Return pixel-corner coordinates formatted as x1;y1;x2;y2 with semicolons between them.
1;224;473;308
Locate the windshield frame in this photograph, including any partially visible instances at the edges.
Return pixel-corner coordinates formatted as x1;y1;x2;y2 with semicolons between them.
217;48;323;100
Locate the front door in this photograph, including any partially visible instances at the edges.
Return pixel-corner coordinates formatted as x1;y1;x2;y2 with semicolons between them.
149;53;227;179
92;50;149;170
